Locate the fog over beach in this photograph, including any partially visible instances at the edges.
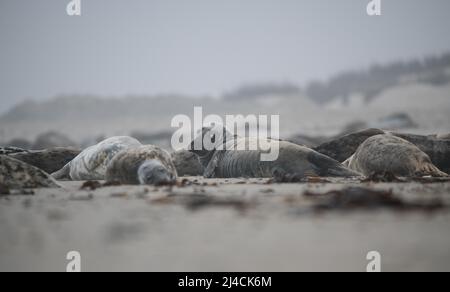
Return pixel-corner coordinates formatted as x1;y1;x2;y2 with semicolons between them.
1;0;450;111
1;53;449;146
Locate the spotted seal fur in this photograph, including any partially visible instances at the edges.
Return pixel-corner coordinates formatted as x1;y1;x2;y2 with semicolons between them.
106;145;177;185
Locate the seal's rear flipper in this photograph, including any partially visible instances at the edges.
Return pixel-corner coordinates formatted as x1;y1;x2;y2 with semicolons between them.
307;151;361;177
326;166;362;178
51;163;71;180
415;163;449;177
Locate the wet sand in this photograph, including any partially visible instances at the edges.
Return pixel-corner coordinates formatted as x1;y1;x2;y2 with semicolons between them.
1;177;450;272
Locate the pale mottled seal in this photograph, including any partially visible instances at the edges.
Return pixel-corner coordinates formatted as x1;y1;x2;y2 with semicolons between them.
52;136;142;180
106;145;177;185
0;155;60;189
171;149;204;176
189;126;360;179
344;134;448;177
314;129;450;174
8;147;81;174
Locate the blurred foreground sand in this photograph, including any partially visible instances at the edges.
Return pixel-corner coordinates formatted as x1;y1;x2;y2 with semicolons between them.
1;178;449;272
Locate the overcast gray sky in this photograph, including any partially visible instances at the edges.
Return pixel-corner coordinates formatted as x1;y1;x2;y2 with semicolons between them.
1;0;450;113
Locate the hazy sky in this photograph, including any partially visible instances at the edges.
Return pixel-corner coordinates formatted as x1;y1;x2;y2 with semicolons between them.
1;0;450;112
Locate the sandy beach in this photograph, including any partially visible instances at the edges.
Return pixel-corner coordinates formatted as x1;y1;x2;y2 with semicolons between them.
1;177;449;272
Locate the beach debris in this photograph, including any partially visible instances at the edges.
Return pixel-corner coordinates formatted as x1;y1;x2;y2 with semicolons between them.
151;192;254;213
304;187;445;212
273;172;331;183
80;180;102;190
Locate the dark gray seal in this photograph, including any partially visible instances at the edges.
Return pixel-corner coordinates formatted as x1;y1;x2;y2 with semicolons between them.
0;155;60;189
344;134;448;177
52;136;142;180
189;126;360;179
8;147;81;174
106;145;177;185
313;128;386;163
171;149;204;176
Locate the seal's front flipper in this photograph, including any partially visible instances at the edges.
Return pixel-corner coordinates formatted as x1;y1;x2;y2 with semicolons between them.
51;163;71;180
203;152;224;178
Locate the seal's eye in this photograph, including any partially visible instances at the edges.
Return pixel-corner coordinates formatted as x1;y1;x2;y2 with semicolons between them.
211;134;216;144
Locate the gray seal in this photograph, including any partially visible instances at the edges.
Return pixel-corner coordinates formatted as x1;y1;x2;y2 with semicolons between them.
391;132;450;174
52;136;142;180
0;155;60;189
344;134;448;177
106;145;177;185
313;128;386;162
8;147;81;174
189;126;360;179
171;149;204;176
314;129;450;174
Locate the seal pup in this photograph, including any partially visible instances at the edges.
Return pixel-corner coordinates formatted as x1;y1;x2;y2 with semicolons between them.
0;155;60;189
344;134;448;177
171;149;204;176
189;125;360;179
8;147;81;174
106;145;177;185
52;136;142;180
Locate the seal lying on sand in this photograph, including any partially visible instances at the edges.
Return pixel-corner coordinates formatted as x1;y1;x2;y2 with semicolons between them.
171;149;204;176
106;145;177;185
8;147;81;174
189;126;360;179
391;132;450;174
0;155;60;189
313;128;386;162
314;129;450;174
344;134;448;177
52;136;141;180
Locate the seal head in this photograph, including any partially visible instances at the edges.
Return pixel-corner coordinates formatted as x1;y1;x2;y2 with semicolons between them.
138;160;176;186
189;125;235;168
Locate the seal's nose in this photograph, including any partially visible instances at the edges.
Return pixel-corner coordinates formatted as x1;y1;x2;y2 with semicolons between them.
153;172;176;186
